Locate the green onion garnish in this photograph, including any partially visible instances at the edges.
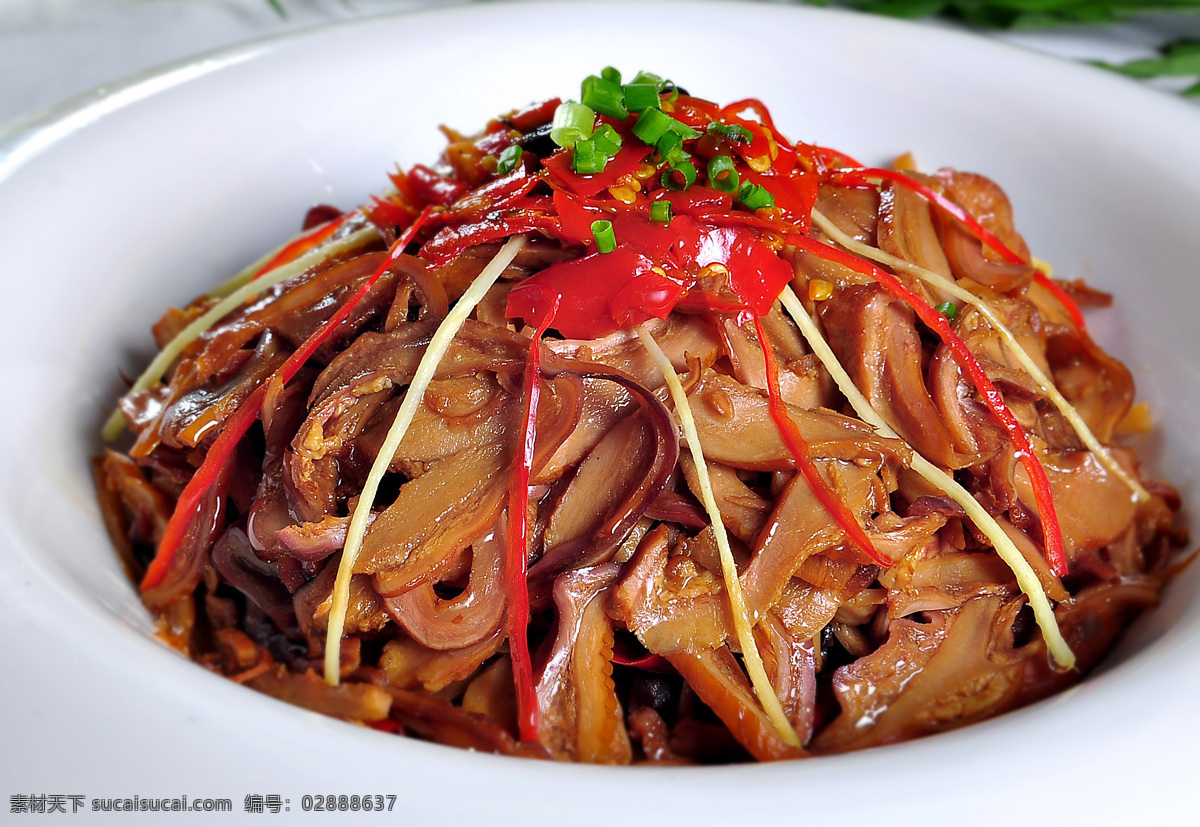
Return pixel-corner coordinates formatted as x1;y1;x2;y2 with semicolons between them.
623;82;661;113
592;219;617;254
572;123;623;174
649;200;672;224
662;159;698;191
631;70;666;89
632;107;672;145
707;122;753;144
592;123;623;157
707;155;740;193
582;75;628;121
737;181;774;210
550;101;595;149
666;118;701;141
496;145;523;175
935;301;958;321
572;139;607;175
601;66;621;84
657;130;686;166
633;107;698;146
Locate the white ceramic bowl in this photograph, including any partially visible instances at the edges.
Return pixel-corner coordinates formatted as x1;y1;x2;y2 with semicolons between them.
2;2;1197;823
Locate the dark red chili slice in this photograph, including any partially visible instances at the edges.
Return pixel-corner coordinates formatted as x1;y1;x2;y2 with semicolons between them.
506;287;562;743
752;315;890;567
542;142;652;198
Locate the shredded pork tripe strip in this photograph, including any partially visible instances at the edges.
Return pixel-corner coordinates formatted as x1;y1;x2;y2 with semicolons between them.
101;225;380;441
323;235;526;685
809;208;1148;504
777;286;1076;670
635;324;802;748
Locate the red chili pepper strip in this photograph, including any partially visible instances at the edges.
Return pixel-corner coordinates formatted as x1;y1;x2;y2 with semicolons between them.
474;127;513;158
140;382;267;591
142;210;433;592
542;142;652;198
751;315;891;568
421;213;559;267
506;247;683;340
506;287;562;743
833;168;1026;264
670;95;721;129
814;145;865;170
676;221;795;317
611;650;673;673
434;169;540;226
721;98;790;149
787;234;1068;576
1029;270;1089;332
740;165;814;228
254;212;351;278
366;195;417;236
506;97;562;133
408;164;470;206
714;111;773;168
830;167;1089;332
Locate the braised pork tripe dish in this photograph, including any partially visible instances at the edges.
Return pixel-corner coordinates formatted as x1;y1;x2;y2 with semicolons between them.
96;69;1183;763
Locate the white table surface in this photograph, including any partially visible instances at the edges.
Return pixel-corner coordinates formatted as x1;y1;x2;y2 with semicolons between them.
2;0;1199;131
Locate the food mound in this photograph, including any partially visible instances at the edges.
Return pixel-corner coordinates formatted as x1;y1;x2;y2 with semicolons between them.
96;69;1183;763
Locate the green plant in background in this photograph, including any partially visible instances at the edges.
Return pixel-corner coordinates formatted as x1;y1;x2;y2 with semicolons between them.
831;0;1200;27
831;0;1200;92
262;0;1200;93
1095;38;1200;94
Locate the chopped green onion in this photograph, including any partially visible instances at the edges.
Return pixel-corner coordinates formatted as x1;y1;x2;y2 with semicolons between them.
666;118;701;141
572;139;608;175
632;107;672;145
631;70;666;89
582;75;628;121
649;200;672;224
707;155;740;193
656;129;686;165
707;122;753;144
601;66;622;84
496;145;523;175
550;101;595;149
592;123;623;157
592;219;617;254
935;301;959;321
662;159;698;191
623;82;661;113
737;181;774;210
633;108;699;169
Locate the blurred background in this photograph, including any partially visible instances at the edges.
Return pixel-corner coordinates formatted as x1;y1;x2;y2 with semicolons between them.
2;0;1199;129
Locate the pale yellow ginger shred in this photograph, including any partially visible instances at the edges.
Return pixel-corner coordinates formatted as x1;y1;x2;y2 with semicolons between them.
1032;256;1054;279
778;286;1075;670
206;222;381;300
324;236;526;685
634;324;803;748
809;208;1148;504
